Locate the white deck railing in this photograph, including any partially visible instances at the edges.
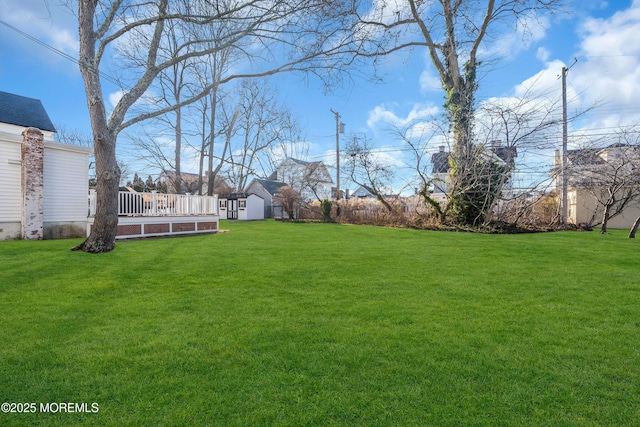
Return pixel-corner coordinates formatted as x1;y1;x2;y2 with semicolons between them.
88;190;218;217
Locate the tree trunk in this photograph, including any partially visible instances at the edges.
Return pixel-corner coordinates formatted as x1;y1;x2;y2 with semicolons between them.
72;132;120;253
600;203;611;234
445;66;482;226
174;101;182;194
73;0;120;253
629;216;640;238
208;109;238;196
206;88;218;196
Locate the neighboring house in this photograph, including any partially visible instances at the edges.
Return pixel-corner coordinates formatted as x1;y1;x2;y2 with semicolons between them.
244;158;333;219
268;157;333;202
430;143;517;203
0;91;93;240
332;187;349;200
554;143;640;228
430;146;452;202
245;178;288;219
218;193;264;220
351;185;376;199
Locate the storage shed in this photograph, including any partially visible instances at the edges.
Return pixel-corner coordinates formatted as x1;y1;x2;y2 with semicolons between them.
218;193;264;220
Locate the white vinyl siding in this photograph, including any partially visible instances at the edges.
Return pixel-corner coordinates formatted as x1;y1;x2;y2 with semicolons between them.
0;137;22;222
43;142;91;222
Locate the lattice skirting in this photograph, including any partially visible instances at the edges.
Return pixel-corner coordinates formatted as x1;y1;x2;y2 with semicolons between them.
87;215;219;239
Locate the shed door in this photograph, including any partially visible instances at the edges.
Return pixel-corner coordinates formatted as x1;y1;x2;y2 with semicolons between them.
227;199;238;219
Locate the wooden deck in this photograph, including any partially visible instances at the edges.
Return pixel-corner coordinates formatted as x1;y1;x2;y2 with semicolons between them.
87;191;220;239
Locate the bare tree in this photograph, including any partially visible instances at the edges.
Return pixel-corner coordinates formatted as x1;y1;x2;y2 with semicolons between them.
386;78;578;227
629;216;640;238
300;161;333;202
227;79;290;192
385;115;450;221
347;0;566;225
187;18;241;197
152;17;195;194
273;185;303;220
262;111;308;175
186;77;230;195
345;135;395;212
564;128;640;233
54;124;94;147
73;0;351;252
472;86;564;225
125;127;180;189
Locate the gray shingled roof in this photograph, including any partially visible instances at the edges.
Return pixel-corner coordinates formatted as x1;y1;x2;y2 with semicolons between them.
0;91;56;132
431;151;450;173
567;148;605;166
254;178;288;195
288;157;311;166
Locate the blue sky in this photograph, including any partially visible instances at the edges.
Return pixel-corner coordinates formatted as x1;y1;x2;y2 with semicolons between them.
1;0;640;192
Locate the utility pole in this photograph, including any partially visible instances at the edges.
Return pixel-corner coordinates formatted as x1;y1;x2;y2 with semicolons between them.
561;65;568;224
330;109;344;202
560;58;577;225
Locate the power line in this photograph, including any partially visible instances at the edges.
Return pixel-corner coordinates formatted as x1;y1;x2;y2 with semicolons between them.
0;18;124;88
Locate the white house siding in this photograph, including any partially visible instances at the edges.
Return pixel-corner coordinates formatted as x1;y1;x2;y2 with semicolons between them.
43;141;92;238
0;132;22;239
274;158;333;201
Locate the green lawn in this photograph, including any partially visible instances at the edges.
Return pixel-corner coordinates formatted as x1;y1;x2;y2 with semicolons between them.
1;220;639;426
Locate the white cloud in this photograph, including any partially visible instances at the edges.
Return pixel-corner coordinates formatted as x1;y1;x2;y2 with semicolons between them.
536;47;550;62
479;12;551;61
109;90;125;110
0;0;78;57
570;0;640;126
367;102;439;129
513;59;566;99
369;147;406;169
481;1;640;139
419;68;441;93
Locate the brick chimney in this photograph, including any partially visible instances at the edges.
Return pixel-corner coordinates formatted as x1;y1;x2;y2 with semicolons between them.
21;127;44;240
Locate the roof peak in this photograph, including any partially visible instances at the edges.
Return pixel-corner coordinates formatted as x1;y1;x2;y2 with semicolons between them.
0;91;56;132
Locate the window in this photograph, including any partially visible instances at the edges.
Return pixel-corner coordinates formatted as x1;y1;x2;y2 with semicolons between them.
239;200;246;209
219;200;227;208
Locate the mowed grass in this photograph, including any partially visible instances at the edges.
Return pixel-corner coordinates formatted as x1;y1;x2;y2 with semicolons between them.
0;220;639;426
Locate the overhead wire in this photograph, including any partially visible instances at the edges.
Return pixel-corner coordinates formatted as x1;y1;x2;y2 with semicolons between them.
3;18;638;171
0;18;125;89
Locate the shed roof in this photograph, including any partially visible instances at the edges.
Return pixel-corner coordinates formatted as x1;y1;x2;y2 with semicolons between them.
219;192;263;200
0;91;56;132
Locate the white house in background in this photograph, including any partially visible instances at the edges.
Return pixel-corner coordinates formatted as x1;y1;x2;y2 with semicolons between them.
0;91;93;240
351;185;376;199
268;158;333;202
218;193;264;220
